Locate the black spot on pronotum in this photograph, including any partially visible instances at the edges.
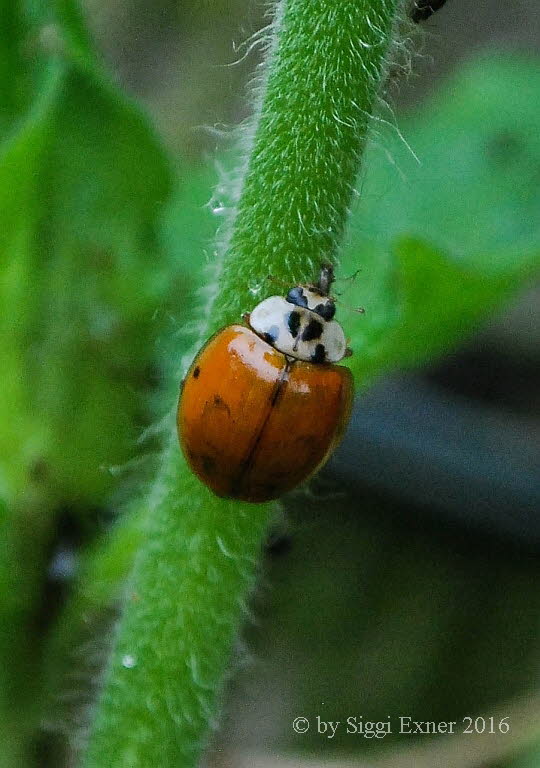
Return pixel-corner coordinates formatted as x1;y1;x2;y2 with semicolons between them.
287;310;301;338
313;301;336;321
302;318;324;342
192;366;200;379
263;325;280;344
411;0;448;22
311;344;326;364
286;286;308;308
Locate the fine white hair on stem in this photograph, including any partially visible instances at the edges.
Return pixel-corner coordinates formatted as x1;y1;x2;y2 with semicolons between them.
223;23;274;68
178;6;283;346
162;0;418;385
367;101;421;165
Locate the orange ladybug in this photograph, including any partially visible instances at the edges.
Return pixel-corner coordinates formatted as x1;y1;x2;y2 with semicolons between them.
177;265;353;502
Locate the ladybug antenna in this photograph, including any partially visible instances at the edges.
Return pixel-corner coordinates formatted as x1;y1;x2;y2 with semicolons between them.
333;269;365;315
342;267;362;283
336;302;366;316
317;262;335;296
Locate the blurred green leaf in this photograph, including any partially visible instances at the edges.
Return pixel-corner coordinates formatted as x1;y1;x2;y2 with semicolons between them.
506;740;540;768
36;64;172;504
344;237;538;381
0;64;60;500
341;52;540;380
0;5;173;506
353;52;540;266
157;165;219;388
0;3;174;764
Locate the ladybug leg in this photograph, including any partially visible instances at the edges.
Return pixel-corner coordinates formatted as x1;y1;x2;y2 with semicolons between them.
241;312;251;325
344;347;353;358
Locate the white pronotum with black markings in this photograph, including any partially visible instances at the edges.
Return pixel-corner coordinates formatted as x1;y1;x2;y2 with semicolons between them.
249;281;348;364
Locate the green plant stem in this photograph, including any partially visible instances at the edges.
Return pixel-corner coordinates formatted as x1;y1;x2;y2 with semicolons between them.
215;0;402;327
84;1;402;766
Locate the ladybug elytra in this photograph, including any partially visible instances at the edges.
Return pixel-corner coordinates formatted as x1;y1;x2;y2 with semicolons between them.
177;265;353;502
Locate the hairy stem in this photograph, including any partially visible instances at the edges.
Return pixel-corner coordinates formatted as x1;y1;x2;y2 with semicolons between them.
84;1;402;766
215;0;401;327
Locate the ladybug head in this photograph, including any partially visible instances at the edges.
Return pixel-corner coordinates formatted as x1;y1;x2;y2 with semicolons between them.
285;285;336;321
285;262;337;321
248;264;348;363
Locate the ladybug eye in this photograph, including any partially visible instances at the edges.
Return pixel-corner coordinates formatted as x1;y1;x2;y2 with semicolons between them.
286;286;308;308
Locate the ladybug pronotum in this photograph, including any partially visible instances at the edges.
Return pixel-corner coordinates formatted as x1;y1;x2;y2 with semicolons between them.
177;265;353;503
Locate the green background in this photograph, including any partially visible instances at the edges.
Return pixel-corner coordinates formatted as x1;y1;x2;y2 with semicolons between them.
0;0;539;766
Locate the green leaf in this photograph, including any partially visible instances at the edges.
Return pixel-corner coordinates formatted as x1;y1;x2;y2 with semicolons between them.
0;63;61;500
158;165;219;383
0;3;174;764
0;0;45;137
0;8;173;505
353;52;540;265
343;237;538;381
340;52;540;379
506;741;540;768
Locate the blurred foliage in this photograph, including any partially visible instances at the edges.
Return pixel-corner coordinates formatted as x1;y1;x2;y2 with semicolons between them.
341;53;540;379
508;740;540;768
238;496;540;755
85;0;264;157
0;0;538;766
0;1;175;765
0;2;173;508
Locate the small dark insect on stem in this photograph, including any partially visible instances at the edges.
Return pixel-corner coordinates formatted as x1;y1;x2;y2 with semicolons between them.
410;0;449;22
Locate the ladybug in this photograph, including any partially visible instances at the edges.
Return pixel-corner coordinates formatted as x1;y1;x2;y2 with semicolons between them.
177;265;354;503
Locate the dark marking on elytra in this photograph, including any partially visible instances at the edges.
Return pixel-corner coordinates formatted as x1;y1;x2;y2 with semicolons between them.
311;343;326;364
302;318;324;342
286;286;308;308
200;454;217;476
287;310;301;338
192;366;200;379
313;301;336;321
213;394;231;415
263;325;280;344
